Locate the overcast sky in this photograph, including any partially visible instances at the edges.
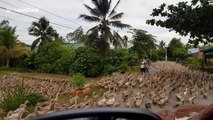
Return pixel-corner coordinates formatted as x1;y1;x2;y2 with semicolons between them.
0;0;190;45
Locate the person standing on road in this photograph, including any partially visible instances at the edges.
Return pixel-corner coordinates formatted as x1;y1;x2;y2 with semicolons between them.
176;57;179;63
144;58;149;73
140;59;146;73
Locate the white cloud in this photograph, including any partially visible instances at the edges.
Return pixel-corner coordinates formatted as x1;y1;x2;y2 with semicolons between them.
0;0;190;45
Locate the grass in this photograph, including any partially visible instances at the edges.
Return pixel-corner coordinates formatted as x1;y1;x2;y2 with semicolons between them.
0;67;33;73
127;66;140;72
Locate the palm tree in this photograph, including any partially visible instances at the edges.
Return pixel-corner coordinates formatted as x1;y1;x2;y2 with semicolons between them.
0;26;29;67
79;0;131;56
29;17;58;50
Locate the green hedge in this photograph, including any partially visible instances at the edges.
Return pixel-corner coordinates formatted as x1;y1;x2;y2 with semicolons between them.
69;47;102;77
185;57;202;70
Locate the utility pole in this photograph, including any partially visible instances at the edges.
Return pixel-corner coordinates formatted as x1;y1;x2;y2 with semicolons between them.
165;46;168;61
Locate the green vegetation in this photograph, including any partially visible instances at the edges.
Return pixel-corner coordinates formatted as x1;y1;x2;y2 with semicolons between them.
185;57;202;70
70;47;102;77
129;29;158;60
66;26;88;43
0;0;212;76
29;17;58;51
167;38;188;60
147;0;213;46
0;83;46;112
79;0;131;56
0;22;29;67
34;41;75;74
71;73;86;89
157;40;166;60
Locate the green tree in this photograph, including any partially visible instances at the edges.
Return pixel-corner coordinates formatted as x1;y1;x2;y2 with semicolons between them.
79;0;131;56
147;0;213;46
157;40;166;60
168;38;188;59
66;26;88;43
29;17;58;50
35;41;75;74
70;47;102;77
129;29;157;59
0;26;29;67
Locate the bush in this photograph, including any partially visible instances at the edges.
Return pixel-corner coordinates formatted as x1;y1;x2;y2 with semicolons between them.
102;65;117;75
71;73;86;89
35;41;75;74
185;57;202;70
0;83;46;112
124;51;139;66
103;50;134;75
118;64;129;73
70;47;102;77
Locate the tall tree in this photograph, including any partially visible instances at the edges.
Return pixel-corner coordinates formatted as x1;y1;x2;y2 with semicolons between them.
79;0;131;56
129;29;157;59
147;0;213;46
168;38;188;59
0;26;29;67
66;26;88;43
157;40;166;60
29;17;58;50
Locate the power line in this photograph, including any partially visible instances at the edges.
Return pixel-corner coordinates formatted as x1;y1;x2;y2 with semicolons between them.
0;0;21;9
0;1;74;30
0;13;31;25
0;6;75;30
16;0;81;26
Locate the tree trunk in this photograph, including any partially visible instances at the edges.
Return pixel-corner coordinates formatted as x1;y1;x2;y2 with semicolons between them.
6;58;10;67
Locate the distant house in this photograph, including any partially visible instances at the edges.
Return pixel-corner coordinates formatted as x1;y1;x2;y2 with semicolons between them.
203;48;213;64
188;48;213;63
188;48;203;59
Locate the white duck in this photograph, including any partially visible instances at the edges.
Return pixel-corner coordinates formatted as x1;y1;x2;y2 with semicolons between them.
97;93;107;107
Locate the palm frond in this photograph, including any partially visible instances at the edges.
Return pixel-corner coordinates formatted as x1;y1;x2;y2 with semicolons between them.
110;21;131;29
99;0;111;16
79;14;101;22
40;17;50;31
91;0;110;16
86;25;99;34
112;31;123;49
28;27;41;36
31;22;41;31
31;38;40;50
110;12;124;20
91;0;101;10
108;0;120;18
104;27;113;40
46;26;58;37
84;4;101;17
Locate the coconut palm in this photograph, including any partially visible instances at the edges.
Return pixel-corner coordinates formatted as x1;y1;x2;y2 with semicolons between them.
29;17;58;50
79;0;131;56
0;26;29;67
